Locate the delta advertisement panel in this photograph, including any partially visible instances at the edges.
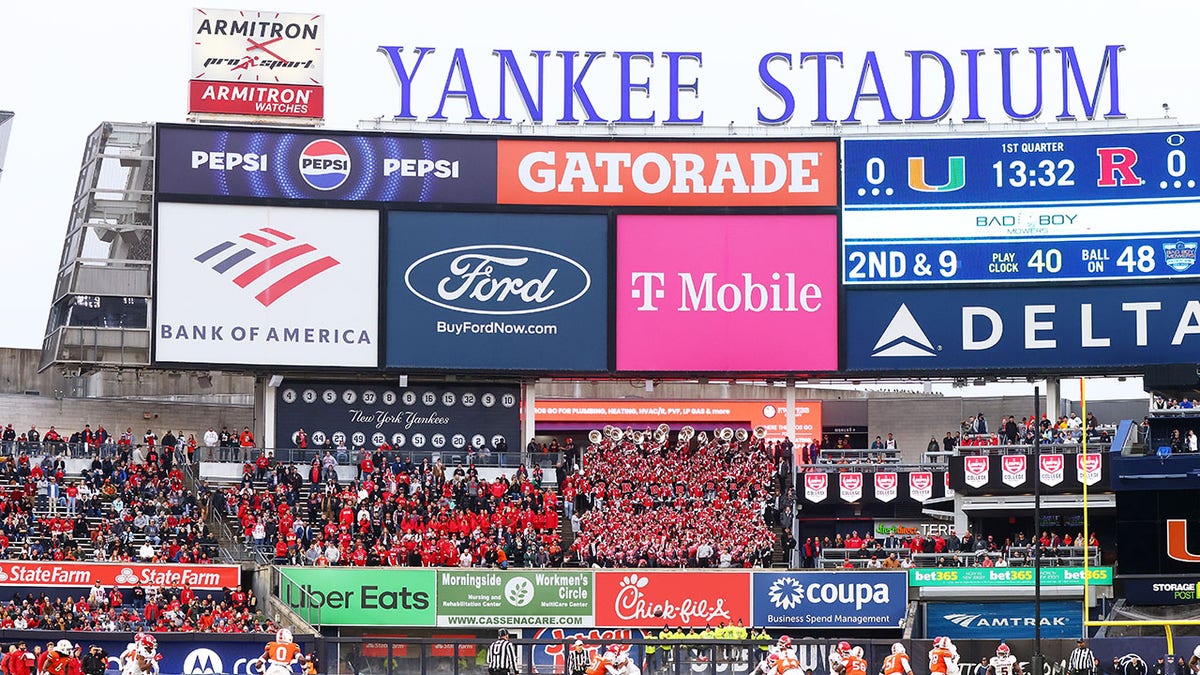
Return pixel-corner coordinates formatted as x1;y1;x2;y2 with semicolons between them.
593;571;752;628
436;569;593;627
843;130;1200;285
385;212;608;371
154;203;378;368
274;382;519;455
496;139;838;207
156;125;496;203
616;215;837;372
844;283;1200;372
924;601;1079;639
279;567;436;626
751;571;906;628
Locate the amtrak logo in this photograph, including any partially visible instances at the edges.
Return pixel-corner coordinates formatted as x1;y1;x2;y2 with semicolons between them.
1163;241;1197;272
945;613;982;627
872;304;937;357
767;577;805;610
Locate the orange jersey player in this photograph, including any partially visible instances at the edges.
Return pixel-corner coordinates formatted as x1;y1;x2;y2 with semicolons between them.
258;629;306;675
882;644;912;675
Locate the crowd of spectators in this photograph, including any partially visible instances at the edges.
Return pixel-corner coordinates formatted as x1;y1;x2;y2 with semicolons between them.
0;582;274;633
801;527;1101;569
566;434;781;568
213;448;565;569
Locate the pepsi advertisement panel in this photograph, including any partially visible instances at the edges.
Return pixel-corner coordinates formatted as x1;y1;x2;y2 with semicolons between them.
845;283;1200;373
274;381;520;454
156;125;496;204
924;601;1078;639
844;129;1200;206
751;571;906;629
385;212;609;372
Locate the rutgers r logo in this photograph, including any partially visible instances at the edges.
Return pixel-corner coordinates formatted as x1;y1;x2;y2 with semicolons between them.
1167;520;1200;563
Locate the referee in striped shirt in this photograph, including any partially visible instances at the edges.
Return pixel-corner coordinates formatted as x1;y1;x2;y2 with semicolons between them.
488;629;520;675
567;640;591;675
1068;638;1098;675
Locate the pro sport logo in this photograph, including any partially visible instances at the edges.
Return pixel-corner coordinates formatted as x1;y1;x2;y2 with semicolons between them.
194;227;339;306
1163;241;1198;272
298;139;350;190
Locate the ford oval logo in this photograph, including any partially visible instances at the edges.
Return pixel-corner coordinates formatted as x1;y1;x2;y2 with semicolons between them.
404;245;591;315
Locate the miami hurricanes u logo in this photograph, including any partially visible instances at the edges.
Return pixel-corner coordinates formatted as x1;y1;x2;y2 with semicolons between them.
908;156;966;192
1167;519;1200;562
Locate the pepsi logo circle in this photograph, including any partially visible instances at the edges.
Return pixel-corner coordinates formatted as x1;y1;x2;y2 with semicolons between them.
298;139;351;191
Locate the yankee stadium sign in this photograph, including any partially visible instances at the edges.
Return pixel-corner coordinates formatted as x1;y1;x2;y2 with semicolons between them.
377;44;1124;125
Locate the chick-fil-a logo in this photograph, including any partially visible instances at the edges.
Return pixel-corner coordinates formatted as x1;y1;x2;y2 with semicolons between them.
596;572;751;628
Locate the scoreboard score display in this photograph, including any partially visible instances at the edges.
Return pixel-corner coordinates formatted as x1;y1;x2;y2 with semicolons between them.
843;129;1200;285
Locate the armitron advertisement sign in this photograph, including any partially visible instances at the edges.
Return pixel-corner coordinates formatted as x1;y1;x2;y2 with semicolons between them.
0;562;240;589
190;8;325;118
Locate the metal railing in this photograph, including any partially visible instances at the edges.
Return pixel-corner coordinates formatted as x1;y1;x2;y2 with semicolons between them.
197;446;558;469
816;545;1101;569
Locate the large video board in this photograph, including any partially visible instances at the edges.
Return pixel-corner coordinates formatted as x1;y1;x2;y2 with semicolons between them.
843;130;1200;285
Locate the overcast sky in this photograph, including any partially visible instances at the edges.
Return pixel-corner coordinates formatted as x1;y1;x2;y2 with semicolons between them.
0;0;1193;400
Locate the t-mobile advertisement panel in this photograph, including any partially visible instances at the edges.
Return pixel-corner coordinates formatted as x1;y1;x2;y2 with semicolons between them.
156;125;496;204
616;214;837;372
155;203;378;367
845;283;1200;372
385;212;608;371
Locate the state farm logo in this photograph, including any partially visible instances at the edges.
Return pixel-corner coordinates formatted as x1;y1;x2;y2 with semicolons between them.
612;574;729;624
115;568;140;584
629;271;822;314
405;245;591;315
298;139;351;190
1001;455;1027;487
193;227;339;306
963;456;990;488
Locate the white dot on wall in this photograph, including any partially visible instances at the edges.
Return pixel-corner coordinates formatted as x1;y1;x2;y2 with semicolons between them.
871;188;880;196
1175;180;1183;189
885;188;894;196
857;188;866;196
1189;180;1196;188
1160;181;1169;189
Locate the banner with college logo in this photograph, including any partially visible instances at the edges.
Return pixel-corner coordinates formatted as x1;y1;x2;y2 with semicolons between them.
154;203;379;368
963;456;990;488
1001;454;1027;487
274;381;519;454
1040;454;1065;486
908;472;933;502
804;472;829;503
874;472;898;502
944;471;955;498
385;211;609;372
751;571;906;629
1077;453;1103;486
839;472;863;502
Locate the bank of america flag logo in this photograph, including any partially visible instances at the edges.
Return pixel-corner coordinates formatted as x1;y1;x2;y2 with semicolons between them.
872;303;937;357
194;227;339;307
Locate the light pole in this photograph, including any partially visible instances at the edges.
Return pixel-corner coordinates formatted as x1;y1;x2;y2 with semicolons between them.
1032;386;1044;675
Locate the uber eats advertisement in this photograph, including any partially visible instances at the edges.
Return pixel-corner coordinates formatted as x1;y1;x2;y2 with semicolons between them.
278;569;921;629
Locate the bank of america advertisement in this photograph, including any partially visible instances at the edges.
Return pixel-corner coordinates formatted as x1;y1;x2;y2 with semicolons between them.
616;214;838;373
385;211;608;371
751;571;906;628
155;203;379;367
845;283;1200;372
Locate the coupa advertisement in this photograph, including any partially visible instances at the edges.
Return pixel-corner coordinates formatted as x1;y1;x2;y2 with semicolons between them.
385;211;609;371
155;125;496;203
273;381;519;454
752;571;906;629
616;214;838;372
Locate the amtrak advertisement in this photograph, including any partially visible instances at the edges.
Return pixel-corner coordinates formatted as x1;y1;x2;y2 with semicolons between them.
844;283;1200;372
924;601;1078;639
156;125;496;204
274;381;520;455
751;571;907;629
385;211;609;371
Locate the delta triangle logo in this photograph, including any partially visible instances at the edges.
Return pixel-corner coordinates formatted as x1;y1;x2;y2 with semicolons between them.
872;303;937;357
